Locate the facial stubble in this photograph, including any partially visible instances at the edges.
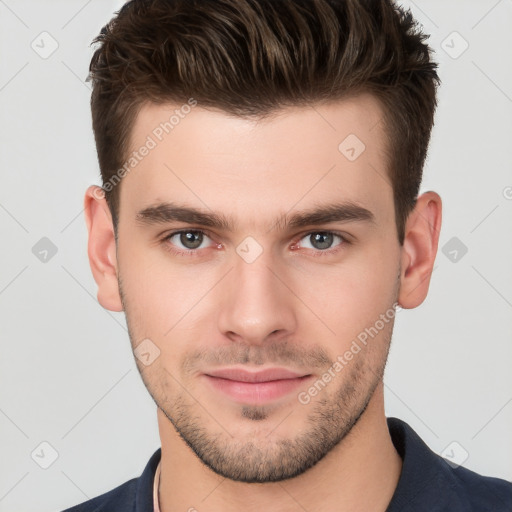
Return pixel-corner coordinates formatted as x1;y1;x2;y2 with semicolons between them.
118;263;400;483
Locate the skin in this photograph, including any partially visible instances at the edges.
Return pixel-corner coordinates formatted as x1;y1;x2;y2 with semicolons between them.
85;93;441;512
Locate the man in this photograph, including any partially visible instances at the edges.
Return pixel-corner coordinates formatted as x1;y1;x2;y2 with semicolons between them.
63;0;512;510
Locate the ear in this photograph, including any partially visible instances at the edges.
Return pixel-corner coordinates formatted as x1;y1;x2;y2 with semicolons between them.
84;185;123;312
398;191;442;309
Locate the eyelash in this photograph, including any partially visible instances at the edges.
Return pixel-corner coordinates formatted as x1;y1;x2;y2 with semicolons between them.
160;229;350;258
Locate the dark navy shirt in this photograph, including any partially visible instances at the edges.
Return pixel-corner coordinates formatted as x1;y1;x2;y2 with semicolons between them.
61;417;512;511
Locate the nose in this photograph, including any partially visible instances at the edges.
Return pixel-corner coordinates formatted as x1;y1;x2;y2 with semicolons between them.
216;248;297;346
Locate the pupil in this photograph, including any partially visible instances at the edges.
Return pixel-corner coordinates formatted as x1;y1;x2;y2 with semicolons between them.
311;232;332;250
180;231;203;249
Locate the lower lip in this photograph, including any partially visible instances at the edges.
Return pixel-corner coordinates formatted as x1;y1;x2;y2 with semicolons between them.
203;375;312;403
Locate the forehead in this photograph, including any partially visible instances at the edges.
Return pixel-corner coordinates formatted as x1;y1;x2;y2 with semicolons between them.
120;94;393;230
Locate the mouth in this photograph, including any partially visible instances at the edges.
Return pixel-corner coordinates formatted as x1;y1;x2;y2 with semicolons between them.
202;367;313;404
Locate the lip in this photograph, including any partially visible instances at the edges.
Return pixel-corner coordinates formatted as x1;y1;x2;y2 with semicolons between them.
205;367;308;382
203;367;312;404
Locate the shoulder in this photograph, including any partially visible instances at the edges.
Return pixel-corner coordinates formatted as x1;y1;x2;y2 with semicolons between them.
60;478;137;512
60;448;161;512
386;417;512;511
448;464;512;510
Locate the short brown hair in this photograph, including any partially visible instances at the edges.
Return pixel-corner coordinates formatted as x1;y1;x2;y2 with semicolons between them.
88;0;440;244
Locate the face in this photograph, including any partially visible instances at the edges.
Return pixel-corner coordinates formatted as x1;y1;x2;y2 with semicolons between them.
115;94;403;482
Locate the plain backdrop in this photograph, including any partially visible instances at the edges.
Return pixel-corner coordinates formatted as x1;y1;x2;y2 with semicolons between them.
0;1;511;511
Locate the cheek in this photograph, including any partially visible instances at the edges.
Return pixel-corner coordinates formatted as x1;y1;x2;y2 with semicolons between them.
118;237;213;324
293;240;399;346
126;269;211;336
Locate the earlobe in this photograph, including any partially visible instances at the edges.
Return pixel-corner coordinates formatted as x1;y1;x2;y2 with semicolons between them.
398;191;442;309
84;185;123;312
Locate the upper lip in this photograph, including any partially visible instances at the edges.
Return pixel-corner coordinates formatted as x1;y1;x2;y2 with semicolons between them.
204;367;310;383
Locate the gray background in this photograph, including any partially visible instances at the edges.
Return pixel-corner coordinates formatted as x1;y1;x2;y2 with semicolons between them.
1;1;511;511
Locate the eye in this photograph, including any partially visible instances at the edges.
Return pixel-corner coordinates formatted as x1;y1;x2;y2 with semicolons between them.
295;231;347;253
164;230;216;254
161;229;349;258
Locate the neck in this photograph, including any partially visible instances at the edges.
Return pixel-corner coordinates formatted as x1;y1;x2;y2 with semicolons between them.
157;382;402;512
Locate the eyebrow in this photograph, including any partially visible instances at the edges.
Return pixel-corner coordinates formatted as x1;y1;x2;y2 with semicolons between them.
135;201;376;231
